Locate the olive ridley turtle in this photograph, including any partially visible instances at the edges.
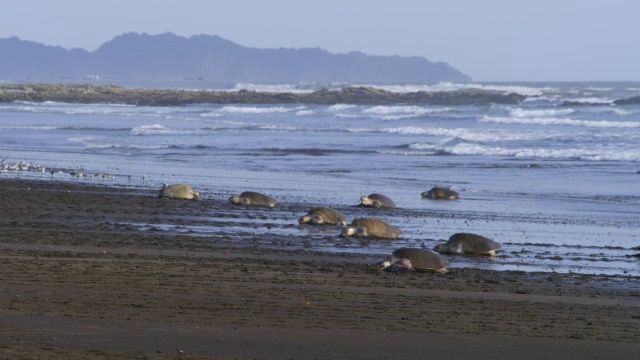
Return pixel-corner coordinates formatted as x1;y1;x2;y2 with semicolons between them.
421;187;459;200
378;248;450;273
229;191;278;207
299;207;347;225
159;184;200;200
433;233;501;256
360;193;396;208
340;218;402;239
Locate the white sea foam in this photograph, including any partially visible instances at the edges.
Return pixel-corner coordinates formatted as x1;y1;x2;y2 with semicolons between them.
188;81;556;96
0;125;59;130
200;112;224;118
586;87;614;92
363;105;449;115
509;108;575;118
226;83;315;93
335;113;362;119
448;143;640;162
328;104;358;112
379;150;442;156
0;102;149;118
254;124;299;131
358;82;550;96
347;126;556;142
480;115;640;128
68;136;171;150
295;110;315;116
611;108;632;116
564;97;614;104
218;106;300;114
131;124;201;135
360;105;451;120
407;143;447;151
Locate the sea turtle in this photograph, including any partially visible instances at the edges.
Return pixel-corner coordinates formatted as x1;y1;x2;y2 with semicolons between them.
377;248;450;273
299;207;347;225
360;193;396;208
433;233;501;256
421;187;459;200
229;191;278;207
340;218;402;239
158;184;200;200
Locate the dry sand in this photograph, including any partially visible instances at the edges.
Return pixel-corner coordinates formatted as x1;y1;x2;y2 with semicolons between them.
0;178;638;359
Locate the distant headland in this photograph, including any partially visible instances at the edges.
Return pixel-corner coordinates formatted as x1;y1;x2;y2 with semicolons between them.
0;32;471;87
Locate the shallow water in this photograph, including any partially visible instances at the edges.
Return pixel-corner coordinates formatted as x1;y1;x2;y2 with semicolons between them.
1;81;639;276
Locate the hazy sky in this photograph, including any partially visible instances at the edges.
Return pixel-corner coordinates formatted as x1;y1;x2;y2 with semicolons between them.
2;0;638;82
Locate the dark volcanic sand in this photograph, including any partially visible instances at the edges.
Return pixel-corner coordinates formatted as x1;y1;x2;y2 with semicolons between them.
0;178;639;359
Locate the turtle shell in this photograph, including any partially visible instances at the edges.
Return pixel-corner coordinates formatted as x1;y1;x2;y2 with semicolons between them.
239;191;278;207
421;187;459;200
305;207;346;225
159;184;199;200
392;248;450;272
446;233;501;254
351;218;402;239
363;193;396;208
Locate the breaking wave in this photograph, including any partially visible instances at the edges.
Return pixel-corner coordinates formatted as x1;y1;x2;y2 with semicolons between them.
217;106;304;114
131;124;202;135
480;115;640;128
509;108;575;118
346;126;557;142
448;143;640;162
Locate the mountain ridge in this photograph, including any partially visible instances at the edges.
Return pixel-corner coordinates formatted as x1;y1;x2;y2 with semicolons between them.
0;32;472;86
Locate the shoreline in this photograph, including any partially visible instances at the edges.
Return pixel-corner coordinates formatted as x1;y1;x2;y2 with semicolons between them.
0;178;639;359
0;83;526;106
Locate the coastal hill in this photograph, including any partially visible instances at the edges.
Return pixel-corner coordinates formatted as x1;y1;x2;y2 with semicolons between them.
0;32;471;87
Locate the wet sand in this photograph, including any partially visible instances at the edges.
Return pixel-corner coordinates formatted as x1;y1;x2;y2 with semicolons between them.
0;178;639;359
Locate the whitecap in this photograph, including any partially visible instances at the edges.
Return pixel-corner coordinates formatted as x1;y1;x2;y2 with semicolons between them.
480;115;640;128
363;105;449;115
449;143;640;162
379;150;443;156
328;104;357;112
200;112;224;118
611;108;631;116
346;126;557;142
0;125;59;130
296;110;315;116
131;124;201;135
564;97;614;104
218;106;299;114
357;82;549;96
226;83;314;93
68;136;173;150
407;143;447;151
509;108;575;118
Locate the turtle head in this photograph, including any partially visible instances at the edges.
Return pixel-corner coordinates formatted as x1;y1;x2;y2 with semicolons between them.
299;215;311;224
434;243;462;254
360;195;373;206
421;191;431;198
300;214;324;225
340;226;356;237
433;243;446;254
192;191;201;200
229;195;241;204
376;255;397;270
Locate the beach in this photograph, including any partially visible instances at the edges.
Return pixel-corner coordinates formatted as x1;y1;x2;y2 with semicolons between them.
0;178;638;359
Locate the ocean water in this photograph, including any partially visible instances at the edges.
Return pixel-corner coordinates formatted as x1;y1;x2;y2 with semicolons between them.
1;82;639;276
